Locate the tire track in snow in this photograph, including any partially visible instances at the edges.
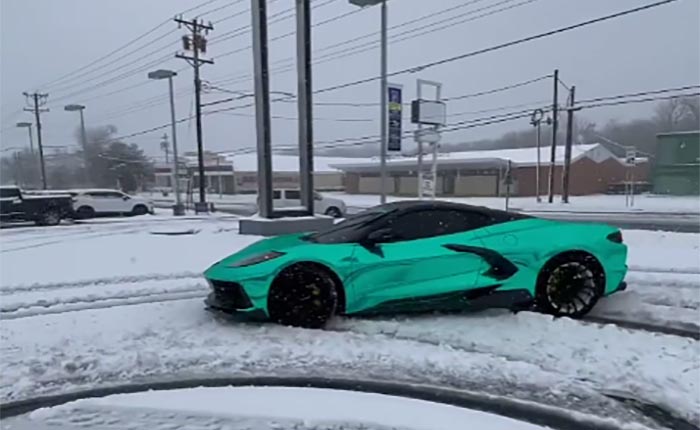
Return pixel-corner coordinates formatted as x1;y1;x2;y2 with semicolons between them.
0;292;202;320
0;272;202;295
0;281;209;314
629;266;700;275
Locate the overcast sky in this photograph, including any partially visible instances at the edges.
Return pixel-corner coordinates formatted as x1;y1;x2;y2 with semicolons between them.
1;0;698;159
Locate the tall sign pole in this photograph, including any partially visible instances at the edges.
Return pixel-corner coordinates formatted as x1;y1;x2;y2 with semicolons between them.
547;69;559;203
250;0;273;218
530;109;544;203
296;0;314;215
412;80;446;200
379;0;388;204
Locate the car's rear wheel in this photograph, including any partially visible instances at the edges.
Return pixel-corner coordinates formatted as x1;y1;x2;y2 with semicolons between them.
36;209;61;226
76;206;95;219
132;204;148;216
268;263;338;328
325;207;342;218
536;252;604;318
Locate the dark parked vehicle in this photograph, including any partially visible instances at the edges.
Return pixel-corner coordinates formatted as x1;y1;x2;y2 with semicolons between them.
0;186;74;226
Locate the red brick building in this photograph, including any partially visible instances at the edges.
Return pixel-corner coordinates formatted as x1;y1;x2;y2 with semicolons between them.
333;144;649;197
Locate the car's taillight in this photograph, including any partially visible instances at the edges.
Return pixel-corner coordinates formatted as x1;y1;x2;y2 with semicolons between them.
607;231;623;243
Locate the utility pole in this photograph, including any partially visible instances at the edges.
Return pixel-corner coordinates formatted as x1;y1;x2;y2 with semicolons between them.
23;92;49;189
175;16;214;211
561;85;577;203
547;69;559;203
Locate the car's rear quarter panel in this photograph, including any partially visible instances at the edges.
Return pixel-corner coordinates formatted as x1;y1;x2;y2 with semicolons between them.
477;218;627;295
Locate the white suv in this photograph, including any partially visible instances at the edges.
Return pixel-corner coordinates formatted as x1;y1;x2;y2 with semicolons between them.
71;189;154;218
273;189;346;218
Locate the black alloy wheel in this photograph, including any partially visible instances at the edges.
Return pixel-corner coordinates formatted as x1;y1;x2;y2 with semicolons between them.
268;264;338;329
536;253;604;318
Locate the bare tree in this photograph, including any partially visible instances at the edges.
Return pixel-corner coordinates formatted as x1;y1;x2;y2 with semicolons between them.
654;96;700;132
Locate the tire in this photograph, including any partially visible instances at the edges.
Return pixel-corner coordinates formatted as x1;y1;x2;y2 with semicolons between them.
132;205;149;216
76;206;95;219
36;209;61;227
325;207;343;218
535;252;605;318
267;263;339;328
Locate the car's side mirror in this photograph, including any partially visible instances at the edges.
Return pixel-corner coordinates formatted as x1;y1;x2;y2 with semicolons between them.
366;228;394;244
314;194;322;201
123;196;130;201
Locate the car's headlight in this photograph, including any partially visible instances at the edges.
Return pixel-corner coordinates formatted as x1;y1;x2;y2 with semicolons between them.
228;251;285;268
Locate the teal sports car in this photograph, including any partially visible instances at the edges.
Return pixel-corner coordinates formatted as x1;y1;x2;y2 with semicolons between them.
204;201;628;328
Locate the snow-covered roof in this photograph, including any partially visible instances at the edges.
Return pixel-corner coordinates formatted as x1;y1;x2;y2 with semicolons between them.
331;143;616;171
211;153;372;173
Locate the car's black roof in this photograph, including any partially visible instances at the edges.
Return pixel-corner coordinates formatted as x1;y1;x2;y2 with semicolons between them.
371;199;530;222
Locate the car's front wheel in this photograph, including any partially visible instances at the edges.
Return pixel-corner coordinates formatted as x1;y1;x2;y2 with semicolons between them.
132;204;149;216
36;209;61;226
268;263;338;328
536;252;605;318
325;207;342;218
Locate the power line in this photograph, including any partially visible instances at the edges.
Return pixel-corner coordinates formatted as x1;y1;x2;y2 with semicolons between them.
212;0;534;87
36;0;228;91
213;3;366;60
312;0;680;96
576;85;700;104
445;75;552;101
578;92;700;110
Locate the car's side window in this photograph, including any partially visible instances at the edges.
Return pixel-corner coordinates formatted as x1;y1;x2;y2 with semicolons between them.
384;209;489;241
285;190;300;200
272;191;281;199
105;192;124;199
0;188;20;199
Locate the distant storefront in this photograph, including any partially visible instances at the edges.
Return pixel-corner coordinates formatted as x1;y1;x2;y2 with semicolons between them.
652;131;700;195
333;143;650;197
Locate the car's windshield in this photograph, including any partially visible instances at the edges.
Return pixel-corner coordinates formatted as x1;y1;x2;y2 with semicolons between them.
307;208;395;244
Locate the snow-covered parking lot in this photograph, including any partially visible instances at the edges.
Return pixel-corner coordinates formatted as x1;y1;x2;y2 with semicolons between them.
1;214;698;429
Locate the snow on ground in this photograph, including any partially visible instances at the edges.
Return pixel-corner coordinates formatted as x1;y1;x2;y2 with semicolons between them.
0;214;257;287
10;387;548;430
1;215;699;427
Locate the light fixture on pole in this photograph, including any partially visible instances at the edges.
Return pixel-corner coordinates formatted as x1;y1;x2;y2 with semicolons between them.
148;69;185;216
349;0;388;204
16;122;34;154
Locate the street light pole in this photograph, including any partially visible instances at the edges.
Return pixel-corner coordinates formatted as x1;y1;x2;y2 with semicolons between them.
64;104;89;185
379;0;388;204
148;69;185;215
350;0;388;204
